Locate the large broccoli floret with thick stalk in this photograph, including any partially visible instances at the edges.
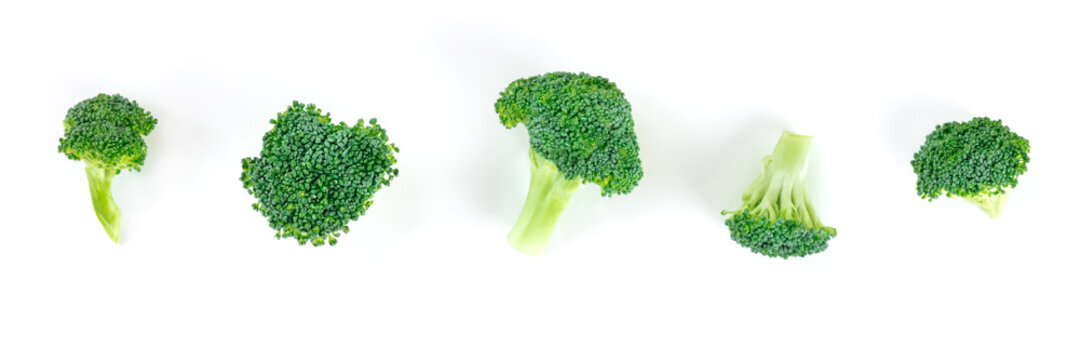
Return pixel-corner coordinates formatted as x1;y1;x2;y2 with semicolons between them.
240;101;399;246
722;131;835;258
495;72;643;255
911;117;1030;218
58;94;157;243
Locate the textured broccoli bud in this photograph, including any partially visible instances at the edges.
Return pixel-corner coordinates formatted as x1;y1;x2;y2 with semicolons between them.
722;131;836;258
240;101;399;246
496;72;643;255
58;94;158;242
911;117;1030;218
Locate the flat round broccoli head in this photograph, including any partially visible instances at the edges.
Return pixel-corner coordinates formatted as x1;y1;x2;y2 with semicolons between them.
240;101;399;246
911;117;1030;200
725;211;835;259
495;72;643;196
58;94;157;171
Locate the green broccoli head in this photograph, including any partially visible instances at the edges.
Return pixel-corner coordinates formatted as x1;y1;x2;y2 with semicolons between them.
58;93;157;243
722;131;836;259
240;101;399;246
495;71;643;196
911;117;1030;218
495;72;643;255
58;94;157;171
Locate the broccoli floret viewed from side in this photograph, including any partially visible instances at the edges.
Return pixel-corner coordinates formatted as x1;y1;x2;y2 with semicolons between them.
240;101;399;246
495;72;643;255
58;94;158;243
722;131;835;258
911;117;1030;218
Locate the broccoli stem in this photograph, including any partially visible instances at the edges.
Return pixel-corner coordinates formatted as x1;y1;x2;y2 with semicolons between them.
742;131;813;221
769;131;812;178
85;165;120;242
964;188;1011;219
507;148;582;255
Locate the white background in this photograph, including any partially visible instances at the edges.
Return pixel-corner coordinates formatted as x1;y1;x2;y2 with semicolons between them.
1;0;1077;358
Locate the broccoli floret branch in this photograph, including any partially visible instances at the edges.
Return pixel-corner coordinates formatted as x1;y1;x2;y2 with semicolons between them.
495;72;643;255
58;93;157;243
722;131;835;258
911;117;1030;219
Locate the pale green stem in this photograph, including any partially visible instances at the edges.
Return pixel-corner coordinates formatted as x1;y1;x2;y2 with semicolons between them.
507;149;582;255
964;188;1011;220
85;165;121;243
748;131;812;220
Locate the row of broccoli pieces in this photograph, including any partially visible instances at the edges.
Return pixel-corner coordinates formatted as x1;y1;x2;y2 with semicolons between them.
58;72;1031;258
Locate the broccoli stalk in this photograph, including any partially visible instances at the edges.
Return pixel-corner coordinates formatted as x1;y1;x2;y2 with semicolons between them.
85;165;121;242
962;188;1010;219
507;149;583;255
722;131;835;258
736;131;818;225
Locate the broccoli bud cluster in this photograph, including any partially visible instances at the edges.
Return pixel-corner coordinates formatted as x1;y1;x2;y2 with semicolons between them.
58;93;157;171
911;117;1030;218
240;101;399;246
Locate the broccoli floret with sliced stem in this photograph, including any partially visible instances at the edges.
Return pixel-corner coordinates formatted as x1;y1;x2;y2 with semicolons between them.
911;117;1030;218
496;72;643;255
722;131;835;258
240;101;399;246
58;93;157;243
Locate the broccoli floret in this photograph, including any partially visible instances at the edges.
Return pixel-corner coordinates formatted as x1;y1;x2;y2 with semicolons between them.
722;131;835;258
58;94;157;243
240;101;398;246
911;117;1030;218
495;72;643;255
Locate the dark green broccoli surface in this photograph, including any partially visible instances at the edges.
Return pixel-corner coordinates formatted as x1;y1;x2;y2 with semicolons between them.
496;72;642;196
241;101;398;246
59;94;157;171
911;117;1030;218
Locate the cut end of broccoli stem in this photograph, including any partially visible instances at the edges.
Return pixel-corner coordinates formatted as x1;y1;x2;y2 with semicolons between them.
85;164;121;243
507;149;582;256
770;131;813;177
960;188;1011;220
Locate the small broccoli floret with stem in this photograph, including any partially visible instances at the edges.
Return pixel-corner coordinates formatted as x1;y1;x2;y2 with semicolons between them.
722;131;835;258
911;117;1030;219
240;101;399;246
496;72;643;255
58;94;157;243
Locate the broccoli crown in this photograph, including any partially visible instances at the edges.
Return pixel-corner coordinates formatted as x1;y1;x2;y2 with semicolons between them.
495;72;642;196
911;117;1030;200
58;94;157;171
725;211;835;258
723;131;835;259
240;101;399;246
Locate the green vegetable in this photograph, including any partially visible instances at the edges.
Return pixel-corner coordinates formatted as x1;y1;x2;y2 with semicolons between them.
911;117;1030;218
58;94;158;243
495;72;643;255
240;101;398;246
722;131;835;258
